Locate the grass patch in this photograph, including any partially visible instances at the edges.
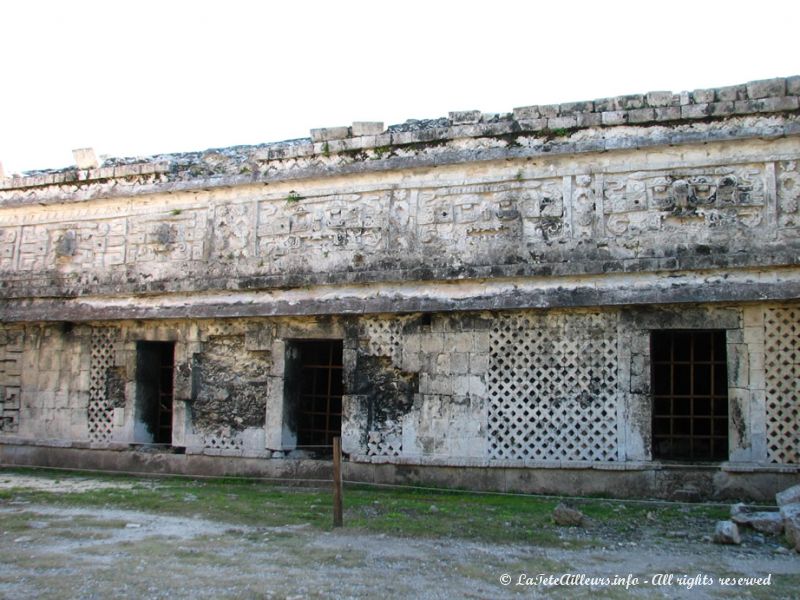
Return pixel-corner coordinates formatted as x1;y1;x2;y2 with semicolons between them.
0;468;731;547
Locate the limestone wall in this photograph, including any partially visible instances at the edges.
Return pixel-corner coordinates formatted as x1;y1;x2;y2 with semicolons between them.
1;304;797;469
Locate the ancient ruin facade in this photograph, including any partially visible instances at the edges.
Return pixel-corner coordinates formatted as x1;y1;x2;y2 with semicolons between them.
2;77;800;499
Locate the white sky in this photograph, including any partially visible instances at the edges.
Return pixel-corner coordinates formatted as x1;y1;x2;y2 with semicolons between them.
1;0;798;174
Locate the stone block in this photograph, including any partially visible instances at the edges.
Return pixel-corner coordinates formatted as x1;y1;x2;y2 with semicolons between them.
731;507;784;536
0;161;4;179
538;104;560;118
72;148;98;170
448;111;481;125
445;332;473;353
601;111;627;126
516;118;548;131
420;334;444;354
754;96;799;113
473;331;490;353
780;503;800;551
547;116;577;130
654;106;681;121
692;88;716;103
787;76;800;96
627;108;655;124
450;352;469;374
513;105;540;120
559;100;594;115
713;520;741;545
716;84;747;102
707;101;735;116
469;352;489;374
575;112;602;127
351;121;384;136
681;103;711;119
776;484;800;507
747;77;786;99
309;126;351;142
645;91;673;107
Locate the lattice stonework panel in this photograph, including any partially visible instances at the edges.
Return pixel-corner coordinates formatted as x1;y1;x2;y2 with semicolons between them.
88;328;118;442
362;317;402;364
487;312;619;461
764;308;800;464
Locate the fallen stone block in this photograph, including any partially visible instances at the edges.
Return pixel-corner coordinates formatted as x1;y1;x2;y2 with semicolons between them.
776;484;800;507
780;503;800;552
713;520;741;545
731;509;784;536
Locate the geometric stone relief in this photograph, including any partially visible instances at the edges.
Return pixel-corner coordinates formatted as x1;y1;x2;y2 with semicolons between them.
88;327;118;443
417;178;565;249
361;316;403;365
777;161;800;228
764;307;800;464
256;194;386;263
128;210;206;263
487;311;619;462
17;219;127;271
0;327;24;432
203;431;244;451
603;165;766;236
0;160;787;279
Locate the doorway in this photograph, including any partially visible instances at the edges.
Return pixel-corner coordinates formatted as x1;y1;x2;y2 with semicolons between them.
287;340;343;452
135;341;175;445
651;330;728;461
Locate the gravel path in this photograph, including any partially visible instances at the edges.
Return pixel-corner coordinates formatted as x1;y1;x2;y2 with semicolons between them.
0;474;797;599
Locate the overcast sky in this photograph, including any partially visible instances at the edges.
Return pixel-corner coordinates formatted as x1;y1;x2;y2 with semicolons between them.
1;0;798;174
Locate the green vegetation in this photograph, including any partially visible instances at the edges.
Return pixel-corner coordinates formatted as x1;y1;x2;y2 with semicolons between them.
285;190;302;203
0;468;729;547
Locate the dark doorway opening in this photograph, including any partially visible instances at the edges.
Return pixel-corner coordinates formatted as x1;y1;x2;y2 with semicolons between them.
287;340;343;453
135;341;175;445
651;330;728;461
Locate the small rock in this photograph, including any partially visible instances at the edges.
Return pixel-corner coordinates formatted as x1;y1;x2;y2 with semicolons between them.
713;520;741;545
13;536;32;543
429;505;439;513
730;502;748;517
776;485;800;507
552;502;585;527
125;523;142;529
26;520;49;529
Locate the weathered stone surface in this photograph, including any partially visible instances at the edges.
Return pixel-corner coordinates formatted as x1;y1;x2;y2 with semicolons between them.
731;504;785;536
309;126;350;142
0;76;798;499
351;121;383;136
747;77;786;99
780;503;800;551
713;521;741;545
72;148;98;170
448;111;481;125
776;484;800;507
552;503;585;526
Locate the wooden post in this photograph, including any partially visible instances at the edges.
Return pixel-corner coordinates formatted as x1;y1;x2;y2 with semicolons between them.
332;436;343;527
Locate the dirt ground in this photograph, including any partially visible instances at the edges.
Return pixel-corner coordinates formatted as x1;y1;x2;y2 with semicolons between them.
0;474;797;599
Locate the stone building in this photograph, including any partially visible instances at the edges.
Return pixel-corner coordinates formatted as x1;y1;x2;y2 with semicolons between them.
1;77;800;500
